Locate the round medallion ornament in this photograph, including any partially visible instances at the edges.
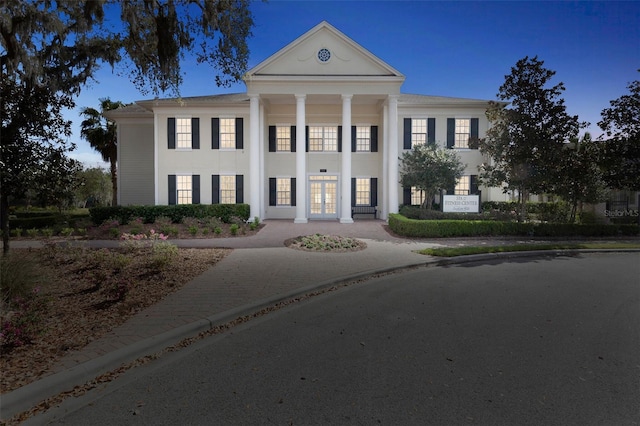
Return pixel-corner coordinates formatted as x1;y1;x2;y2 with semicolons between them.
317;48;331;63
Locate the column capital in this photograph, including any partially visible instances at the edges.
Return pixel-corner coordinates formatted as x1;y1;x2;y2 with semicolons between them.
387;94;399;104
248;94;260;100
341;94;353;101
295;94;306;101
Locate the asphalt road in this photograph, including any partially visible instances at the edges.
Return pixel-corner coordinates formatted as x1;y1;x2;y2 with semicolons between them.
37;253;639;425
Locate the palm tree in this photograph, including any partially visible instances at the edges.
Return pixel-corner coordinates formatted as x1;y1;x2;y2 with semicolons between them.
80;98;124;206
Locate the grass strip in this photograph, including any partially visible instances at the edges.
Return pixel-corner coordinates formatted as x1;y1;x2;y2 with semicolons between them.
418;242;640;257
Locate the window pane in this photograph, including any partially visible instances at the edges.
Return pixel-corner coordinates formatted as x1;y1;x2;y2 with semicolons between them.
220;175;236;204
176;175;192;204
220;118;235;149
455;119;470;149
411;119;427;147
309;126;323;151
323;126;337;151
276;178;291;206
356;126;370;152
176;118;191;149
276;126;290;152
308;126;338;152
411;186;425;206
455;175;470;195
355;178;370;206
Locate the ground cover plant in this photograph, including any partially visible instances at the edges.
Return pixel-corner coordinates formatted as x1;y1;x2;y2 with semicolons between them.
285;234;366;252
0;243;230;394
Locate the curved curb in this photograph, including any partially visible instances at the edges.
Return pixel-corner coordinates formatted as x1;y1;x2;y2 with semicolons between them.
3;248;639;422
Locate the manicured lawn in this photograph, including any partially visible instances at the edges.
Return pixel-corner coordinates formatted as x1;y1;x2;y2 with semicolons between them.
418;242;640;257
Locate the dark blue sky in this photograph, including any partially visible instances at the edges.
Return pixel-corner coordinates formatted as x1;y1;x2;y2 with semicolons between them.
71;0;640;167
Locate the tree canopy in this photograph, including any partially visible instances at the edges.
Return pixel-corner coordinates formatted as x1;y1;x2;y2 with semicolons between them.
399;144;465;209
478;56;585;221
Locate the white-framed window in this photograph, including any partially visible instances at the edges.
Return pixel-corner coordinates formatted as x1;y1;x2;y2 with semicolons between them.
412;119;427;147
176;118;192;149
355;126;371;152
355;178;370;206
411;186;426;206
309;126;338;152
177;175;192;204
276;177;291;206
455;175;471;195
455;119;471;149
276;126;291;152
220;175;236;204
220;118;236;149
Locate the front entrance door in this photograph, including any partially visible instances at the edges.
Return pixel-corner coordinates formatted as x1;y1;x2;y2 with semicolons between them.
309;175;338;219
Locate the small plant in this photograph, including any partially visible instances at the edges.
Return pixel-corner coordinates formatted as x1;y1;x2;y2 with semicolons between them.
76;228;87;236
207;217;223;230
149;242;178;268
202;227;210;235
1;288;48;353
230;223;239;235
59;227;74;237
214;226;222;235
188;225;198;236
106;279;130;302
26;228;39;238
159;225;179;237
109;227;121;239
154;216;173;226
10;228;23;237
41;228;54;238
182;217;200;227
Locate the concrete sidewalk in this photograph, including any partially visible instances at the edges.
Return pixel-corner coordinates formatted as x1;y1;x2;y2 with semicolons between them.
2;219;637;422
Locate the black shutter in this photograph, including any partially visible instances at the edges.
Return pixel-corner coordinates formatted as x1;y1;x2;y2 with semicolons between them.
191;118;200;149
168;118;176;149
305;126;309;152
211;175;220;204
211;118;219;149
403;118;412;149
427;118;435;145
351;178;356;207
370;126;378;152
470;118;479;148
447;118;455;148
338;126;342;152
235;118;243;149
236;175;244;204
290;126;296;152
192;175;200;204
269;178;276;206
268;126;276;152
470;175;479;194
370;178;378;207
403;187;411;206
168;175;176;205
291;178;296;206
351;126;357;152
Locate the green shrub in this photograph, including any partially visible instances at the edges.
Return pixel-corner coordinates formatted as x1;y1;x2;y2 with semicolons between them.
109;228;121;239
89;204;250;225
26;228;39;238
188;225;198;236
10;228;23;237
59;227;74;237
230;224;239;235
214;226;222;235
41;228;54;238
150;242;178;268
159;225;179;237
1;254;41;304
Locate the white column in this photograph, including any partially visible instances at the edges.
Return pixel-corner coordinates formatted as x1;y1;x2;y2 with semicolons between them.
340;94;354;224
387;95;399;215
259;103;265;219
294;94;307;223
249;95;260;220
381;103;389;220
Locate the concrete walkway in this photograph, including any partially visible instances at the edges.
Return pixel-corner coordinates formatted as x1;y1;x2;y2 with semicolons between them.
2;219;637;422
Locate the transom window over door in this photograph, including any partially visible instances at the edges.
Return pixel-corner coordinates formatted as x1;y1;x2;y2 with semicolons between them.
309;126;338;152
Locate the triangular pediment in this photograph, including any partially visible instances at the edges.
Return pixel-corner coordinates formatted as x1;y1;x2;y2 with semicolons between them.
247;21;404;78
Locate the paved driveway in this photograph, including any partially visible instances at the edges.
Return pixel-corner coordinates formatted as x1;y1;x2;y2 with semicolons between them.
37;253;640;425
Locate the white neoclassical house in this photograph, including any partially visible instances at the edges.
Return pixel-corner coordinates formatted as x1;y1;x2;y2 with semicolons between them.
107;21;502;223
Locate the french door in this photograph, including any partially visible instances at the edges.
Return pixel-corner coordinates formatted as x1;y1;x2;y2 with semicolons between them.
308;175;338;219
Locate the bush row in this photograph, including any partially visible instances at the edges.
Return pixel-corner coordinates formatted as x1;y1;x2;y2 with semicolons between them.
89;204;251;225
388;214;640;238
9;214;88;230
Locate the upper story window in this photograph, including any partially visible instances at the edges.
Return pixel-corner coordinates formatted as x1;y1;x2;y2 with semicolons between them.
308;126;338;152
176;118;191;149
276;126;291;152
220;118;236;149
455;119;471;149
411;119;427;147
355;126;371;152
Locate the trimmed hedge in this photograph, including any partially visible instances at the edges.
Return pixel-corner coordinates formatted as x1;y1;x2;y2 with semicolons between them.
9;213;89;229
388;214;639;238
89;204;251;225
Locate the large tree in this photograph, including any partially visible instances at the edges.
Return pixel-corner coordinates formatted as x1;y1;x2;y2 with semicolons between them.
399;144;465;210
80;98;125;206
596;71;640;190
1;0;254;253
478;56;585;221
